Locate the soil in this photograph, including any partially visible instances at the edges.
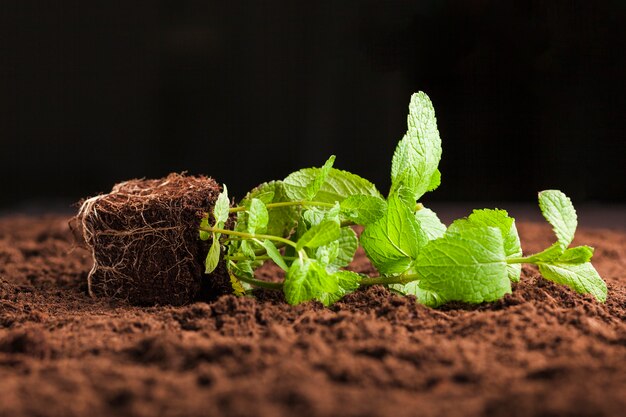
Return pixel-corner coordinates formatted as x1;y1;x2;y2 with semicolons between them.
0;213;625;417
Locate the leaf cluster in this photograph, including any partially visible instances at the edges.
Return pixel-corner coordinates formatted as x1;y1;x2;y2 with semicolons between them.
199;92;607;307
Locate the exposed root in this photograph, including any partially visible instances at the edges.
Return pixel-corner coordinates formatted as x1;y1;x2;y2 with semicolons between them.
75;174;230;306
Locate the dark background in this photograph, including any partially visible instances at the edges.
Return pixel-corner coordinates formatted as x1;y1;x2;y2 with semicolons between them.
1;1;625;212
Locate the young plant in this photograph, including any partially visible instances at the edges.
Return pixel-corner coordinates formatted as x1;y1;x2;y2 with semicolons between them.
199;92;607;307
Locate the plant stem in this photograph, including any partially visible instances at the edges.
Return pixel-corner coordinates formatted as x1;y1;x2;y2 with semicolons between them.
236;275;284;290
228;200;335;213
200;226;298;249
359;274;420;286
226;255;297;262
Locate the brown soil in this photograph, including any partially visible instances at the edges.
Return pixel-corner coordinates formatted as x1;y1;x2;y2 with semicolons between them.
0;214;625;417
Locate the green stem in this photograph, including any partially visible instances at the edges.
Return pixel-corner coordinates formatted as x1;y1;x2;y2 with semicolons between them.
228;200;335;213
226;255;297;262
236;275;284;290
359;274;420;286
200;226;298;249
506;257;532;264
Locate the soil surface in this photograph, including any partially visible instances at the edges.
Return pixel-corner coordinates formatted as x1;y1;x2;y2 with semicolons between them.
0;214;625;417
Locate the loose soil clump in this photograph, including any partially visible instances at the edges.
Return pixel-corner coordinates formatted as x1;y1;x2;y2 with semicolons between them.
0;214;625;417
76;173;230;305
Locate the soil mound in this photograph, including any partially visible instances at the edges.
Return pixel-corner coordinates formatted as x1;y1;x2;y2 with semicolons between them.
0;215;625;417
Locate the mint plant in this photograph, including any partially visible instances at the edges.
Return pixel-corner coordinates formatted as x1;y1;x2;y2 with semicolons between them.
199;92;607;307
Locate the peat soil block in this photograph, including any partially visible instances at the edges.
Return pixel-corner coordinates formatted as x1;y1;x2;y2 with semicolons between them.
76;173;230;305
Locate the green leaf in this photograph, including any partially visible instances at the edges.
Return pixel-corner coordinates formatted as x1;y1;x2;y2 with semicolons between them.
240;240;256;260
391;281;446;308
238;181;298;238
284;167;381;203
303;203;340;227
361;194;428;275
296;220;341;251
205;235;221;274
448;209;523;283
284;259;338;305
538;190;577;250
213;184;230;227
305;155;336;200
414;207;446;241
416;226;510;304
538;262;607;303
329;227;358;270
318;270;362;306
199;216;211;241
557;246;594;264
389;91;442;203
427;169;441;192
340;195;387;225
315;241;339;266
229;260;254;279
248;198;269;234
262;239;288;271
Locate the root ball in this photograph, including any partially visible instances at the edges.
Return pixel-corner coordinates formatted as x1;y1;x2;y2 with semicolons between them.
76;173;230;305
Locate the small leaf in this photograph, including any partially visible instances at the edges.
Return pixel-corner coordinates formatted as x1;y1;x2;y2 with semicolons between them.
340;195;387;225
240;240;256;260
391;281;446;308
284;259;338;305
557;246;594;264
414;207;446;241
213;184;230;227
237;181;298;238
205;235;221;274
296;220;341;251
262;239;288;271
448;209;523;283
328;227;358;270
538;262;607;303
538;190;577;250
318;270;362;306
305;155;336;200
229;272;247;296
426;169;441;192
248;198;269;234
199;216;211;241
389;91;442;203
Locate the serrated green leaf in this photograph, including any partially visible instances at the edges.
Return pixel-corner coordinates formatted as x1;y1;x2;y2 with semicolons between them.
414;207;446;241
213;184;230;227
340;195;387;225
248;198;269;234
205;236;221;274
538;262;607;302
284;167;381;203
557;246;594;264
284;259;338;305
296;220;341;251
448;209;523;283
303;203;340;227
238;181;298;238
391;281;446;308
262;239;288;271
361;194;428;275
329;227;358;270
318;270;362;306
315;241;339;265
538;190;577;250
416;226;510;304
389;91;442;203
427;169;441;192
305;155;335;200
